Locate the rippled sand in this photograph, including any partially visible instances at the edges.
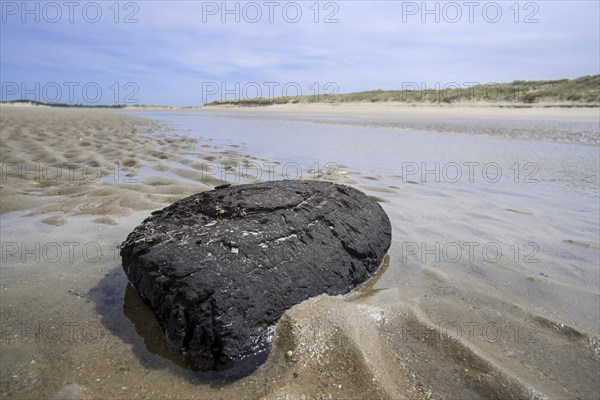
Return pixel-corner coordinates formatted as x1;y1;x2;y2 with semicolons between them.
1;105;598;399
0;106;343;221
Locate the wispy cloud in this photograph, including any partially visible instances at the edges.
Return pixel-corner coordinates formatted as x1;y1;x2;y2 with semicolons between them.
1;1;598;105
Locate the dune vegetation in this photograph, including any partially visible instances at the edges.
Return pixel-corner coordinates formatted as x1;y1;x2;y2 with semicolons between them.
205;74;600;107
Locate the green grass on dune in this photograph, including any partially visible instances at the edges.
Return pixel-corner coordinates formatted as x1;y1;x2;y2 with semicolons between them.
0;100;178;109
205;75;600;107
3;75;597;108
0;100;128;108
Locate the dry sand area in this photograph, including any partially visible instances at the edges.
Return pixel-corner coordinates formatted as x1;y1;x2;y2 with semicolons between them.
204;101;600;120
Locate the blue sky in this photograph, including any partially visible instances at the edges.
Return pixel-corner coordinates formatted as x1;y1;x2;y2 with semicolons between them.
1;1;599;105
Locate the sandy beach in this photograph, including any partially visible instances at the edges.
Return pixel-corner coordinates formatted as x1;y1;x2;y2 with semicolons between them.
203;101;600;121
0;105;285;219
1;104;599;399
3;0;599;396
202;103;600;145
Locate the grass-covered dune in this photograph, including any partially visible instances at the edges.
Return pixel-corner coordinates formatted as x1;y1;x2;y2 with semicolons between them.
205;74;600;107
0;100;182;109
0;100;128;108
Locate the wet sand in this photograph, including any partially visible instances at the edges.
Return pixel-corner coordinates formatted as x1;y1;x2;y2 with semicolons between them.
0;106;331;219
1;105;599;399
204;102;600;145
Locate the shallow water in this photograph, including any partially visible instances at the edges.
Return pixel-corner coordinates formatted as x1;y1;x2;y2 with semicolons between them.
1;108;599;399
139;110;600;330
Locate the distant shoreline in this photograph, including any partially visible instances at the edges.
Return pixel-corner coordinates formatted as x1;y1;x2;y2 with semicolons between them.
2;100;598;111
0;100;186;110
2;74;599;111
199;102;600;124
3;101;599;125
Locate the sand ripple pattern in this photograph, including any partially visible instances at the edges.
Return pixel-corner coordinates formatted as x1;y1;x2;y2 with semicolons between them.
0;106;346;223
